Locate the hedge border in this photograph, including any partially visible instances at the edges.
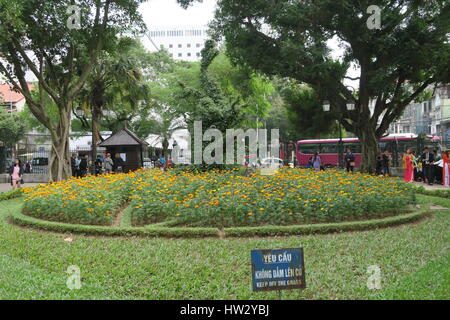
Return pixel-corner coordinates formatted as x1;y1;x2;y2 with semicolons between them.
8;207;432;238
414;186;450;199
0;188;23;201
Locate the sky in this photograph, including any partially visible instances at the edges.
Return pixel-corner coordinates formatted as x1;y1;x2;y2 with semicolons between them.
139;0;217;28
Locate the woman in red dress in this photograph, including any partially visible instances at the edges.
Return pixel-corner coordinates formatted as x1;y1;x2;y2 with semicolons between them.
442;150;450;187
403;148;414;183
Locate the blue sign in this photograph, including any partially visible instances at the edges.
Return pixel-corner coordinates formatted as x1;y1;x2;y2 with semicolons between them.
251;248;305;292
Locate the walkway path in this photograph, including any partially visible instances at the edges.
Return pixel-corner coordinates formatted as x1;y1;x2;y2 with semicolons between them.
0;183;41;193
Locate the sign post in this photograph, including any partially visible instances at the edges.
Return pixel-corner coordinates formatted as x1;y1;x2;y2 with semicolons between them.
251;248;306;297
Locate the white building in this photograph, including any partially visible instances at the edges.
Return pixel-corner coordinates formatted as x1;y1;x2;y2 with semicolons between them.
143;25;209;61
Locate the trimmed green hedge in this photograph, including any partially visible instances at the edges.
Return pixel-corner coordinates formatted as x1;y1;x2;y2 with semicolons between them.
0;189;23;201
414;186;450;199
9;208;431;238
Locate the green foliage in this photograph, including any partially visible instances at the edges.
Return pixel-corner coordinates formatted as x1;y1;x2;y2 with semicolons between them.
0;188;23;201
414;186;450;199
281;83;338;139
200;0;450;171
0;108;26;146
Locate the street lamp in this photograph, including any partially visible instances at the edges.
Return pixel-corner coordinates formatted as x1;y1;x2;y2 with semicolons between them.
323;100;356;169
75;108;84;117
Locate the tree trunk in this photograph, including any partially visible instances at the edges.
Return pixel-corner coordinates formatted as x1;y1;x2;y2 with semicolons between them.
358;128;379;174
91;104;102;166
162;138;169;165
48;106;72;181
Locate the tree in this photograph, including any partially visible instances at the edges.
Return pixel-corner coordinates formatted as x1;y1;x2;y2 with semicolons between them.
179;0;450;172
282;83;339;140
0;109;27;146
0;0;145;180
72;37;150;160
0;107;26;173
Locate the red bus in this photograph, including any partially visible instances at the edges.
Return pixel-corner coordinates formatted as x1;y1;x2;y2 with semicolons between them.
296;134;440;168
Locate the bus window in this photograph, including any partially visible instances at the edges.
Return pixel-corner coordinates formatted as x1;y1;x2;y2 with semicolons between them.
298;143;320;154
343;143;361;153
321;144;337;153
397;141;416;154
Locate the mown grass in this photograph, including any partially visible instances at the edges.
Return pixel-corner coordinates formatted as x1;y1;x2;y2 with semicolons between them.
373;253;450;300
0;194;448;299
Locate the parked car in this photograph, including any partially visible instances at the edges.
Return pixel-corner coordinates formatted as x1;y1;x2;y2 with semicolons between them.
31;157;49;174
260;157;284;168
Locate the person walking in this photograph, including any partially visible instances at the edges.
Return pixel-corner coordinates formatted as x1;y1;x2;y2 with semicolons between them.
344;148;355;173
312;152;322;171
9;159;23;190
402;148;414;183
433;150;442;184
94;155;103;176
411;150;420;181
104;153;114;173
442;150;450;187
71;153;78;177
382;150;391;176
421;147;435;185
79;155;88;178
113;153;125;173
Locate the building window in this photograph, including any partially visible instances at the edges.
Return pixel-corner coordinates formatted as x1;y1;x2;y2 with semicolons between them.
187;44;191;48
196;52;200;57
169;44;173;48
196;43;201;48
178;44;182;48
187;53;191;57
178;53;182;57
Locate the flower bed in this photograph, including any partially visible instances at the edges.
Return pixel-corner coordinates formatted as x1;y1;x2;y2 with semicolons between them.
22;173;136;225
21;168;415;228
130;169;416;227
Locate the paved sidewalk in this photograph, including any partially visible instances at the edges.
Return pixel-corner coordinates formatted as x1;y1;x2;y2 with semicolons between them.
0;183;41;193
410;181;449;190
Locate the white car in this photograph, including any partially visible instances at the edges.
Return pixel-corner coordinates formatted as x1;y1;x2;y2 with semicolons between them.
260;157;284;168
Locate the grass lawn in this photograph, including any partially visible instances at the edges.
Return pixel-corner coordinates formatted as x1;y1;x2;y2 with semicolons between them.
0;194;448;299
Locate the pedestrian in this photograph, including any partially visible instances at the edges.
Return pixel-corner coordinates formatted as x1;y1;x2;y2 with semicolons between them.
375;155;383;176
25;161;32;174
420;147;435;185
113;153;125;173
104;153;114;173
71;153;78;177
433;150;442;184
79;154;88;178
382;150;391;176
312;151;321;171
344;148;355;173
94;155;103;176
402;148;414;183
9;159;23;190
306;156;313;169
442;150;450;187
411;150;420;181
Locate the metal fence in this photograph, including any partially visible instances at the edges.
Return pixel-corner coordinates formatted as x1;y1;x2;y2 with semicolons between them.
1;148;93;175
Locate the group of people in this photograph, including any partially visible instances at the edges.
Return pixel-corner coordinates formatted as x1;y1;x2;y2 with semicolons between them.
306;148;357;172
402;147;450;186
70;152;125;178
